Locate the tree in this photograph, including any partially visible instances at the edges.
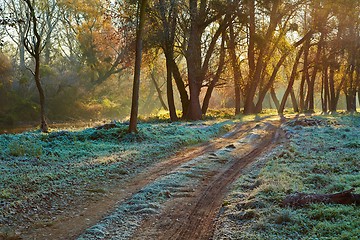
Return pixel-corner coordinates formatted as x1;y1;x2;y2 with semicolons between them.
227;21;242;115
1;1;27;68
158;0;178;121
129;0;148;133
278;46;304;115
0;53;13;107
149;0;232;119
23;0;48;132
243;0;307;114
297;0;360;114
202;30;226;114
185;0;231;119
149;0;190;118
59;0;133;86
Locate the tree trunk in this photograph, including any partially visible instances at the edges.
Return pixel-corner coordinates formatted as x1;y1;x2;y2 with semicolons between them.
255;53;287;113
247;0;256;86
141;78;156;114
328;65;337;113
165;52;178;121
185;0;203;120
150;71;168;111
202;33;226;115
159;0;178;121
282;188;360;207
346;92;356;113
19;33;26;70
228;22;242;115
186;80;202;120
299;38;310;112
270;87;280;111
244;0;280;114
23;0;48;133
129;0;147;133
256;31;311;114
35;55;48;133
243;0;256;114
278;47;304;115
321;65;329;113
290;89;299;113
307;33;324;113
358;85;360;109
356;66;360;111
299;74;306;113
171;58;190;116
344;66;357;113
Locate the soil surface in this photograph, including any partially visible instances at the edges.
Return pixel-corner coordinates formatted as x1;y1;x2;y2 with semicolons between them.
23;118;282;240
131;120;281;240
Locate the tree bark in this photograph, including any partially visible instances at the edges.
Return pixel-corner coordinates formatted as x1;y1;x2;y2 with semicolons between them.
256;31;312;114
150;71;168;111
202;32;226;115
345;92;356;113
244;0;280;114
129;0;147;133
278;47;304;115
228;22;242;115
141;75;156;114
307;33;324;113
282;189;360;207
35;54;48;133
299;38;310;112
344;65;357;113
321;64;329;113
290;88;299;113
159;0;178;121
255;53;287;113
19;33;26;70
165;52;178;121
23;0;48;133
170;58;190;116
270;87;280;111
328;64;337;113
185;0;203;120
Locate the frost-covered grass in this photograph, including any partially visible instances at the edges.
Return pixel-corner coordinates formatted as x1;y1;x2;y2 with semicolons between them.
215;114;360;240
78;150;231;239
0;119;234;235
78;120;274;239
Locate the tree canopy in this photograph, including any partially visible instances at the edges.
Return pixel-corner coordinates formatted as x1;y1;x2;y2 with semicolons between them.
1;0;360;129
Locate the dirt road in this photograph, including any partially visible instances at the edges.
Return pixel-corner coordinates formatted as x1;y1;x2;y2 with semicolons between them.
26;118;282;240
131;121;281;240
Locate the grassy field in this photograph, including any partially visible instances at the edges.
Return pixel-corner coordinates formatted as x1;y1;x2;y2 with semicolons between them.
215;114;360;240
0;115;239;237
2;111;358;239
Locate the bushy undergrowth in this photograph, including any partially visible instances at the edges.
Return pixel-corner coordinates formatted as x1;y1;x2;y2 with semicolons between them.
216;115;360;240
0;119;233;233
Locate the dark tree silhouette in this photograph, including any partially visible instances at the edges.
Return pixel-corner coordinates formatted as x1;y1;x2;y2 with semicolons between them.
129;0;148;133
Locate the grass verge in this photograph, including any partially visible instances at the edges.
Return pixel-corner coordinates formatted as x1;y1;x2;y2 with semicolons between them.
215;114;360;240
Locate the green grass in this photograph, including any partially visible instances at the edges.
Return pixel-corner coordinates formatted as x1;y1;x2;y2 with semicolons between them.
216;115;360;240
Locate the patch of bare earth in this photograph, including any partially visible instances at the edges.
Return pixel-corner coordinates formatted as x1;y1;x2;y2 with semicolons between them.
19;119;280;240
131;121;282;240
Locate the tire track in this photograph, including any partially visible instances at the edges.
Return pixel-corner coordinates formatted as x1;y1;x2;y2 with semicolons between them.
24;121;267;240
132;121;282;240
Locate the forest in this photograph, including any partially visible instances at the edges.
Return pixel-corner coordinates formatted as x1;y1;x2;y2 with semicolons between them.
0;0;359;130
0;0;359;239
